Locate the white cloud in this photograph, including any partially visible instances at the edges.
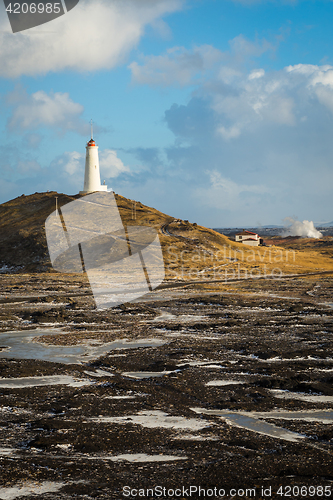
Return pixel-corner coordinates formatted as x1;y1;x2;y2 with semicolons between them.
259;96;295;125
7;89;85;133
16;160;42;175
100;149;130;178
23;133;42;148
228;34;274;60
217;125;241;140
157;60;333;225
248;68;265;80
210;63;333;139
162;62;333;147
196;171;269;211
0;0;183;78
49;151;84;193
48;149;129;194
62;151;84;176
129;45;224;87
129;35;274;87
312;86;333;114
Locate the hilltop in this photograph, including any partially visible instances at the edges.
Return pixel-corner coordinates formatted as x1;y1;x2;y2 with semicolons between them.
0;191;333;279
0;191;230;275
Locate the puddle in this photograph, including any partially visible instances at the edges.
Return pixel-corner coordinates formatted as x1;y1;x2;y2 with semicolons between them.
248;409;333;423
90;410;210;430
191;408;304;442
89;453;187;463
192;407;333;442
205;380;245;387
122;371;178;379
0;329;166;364
0;482;65;500
221;414;304;442
0;375;94;389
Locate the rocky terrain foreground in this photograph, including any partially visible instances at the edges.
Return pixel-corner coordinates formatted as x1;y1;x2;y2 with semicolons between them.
0;272;333;499
0;192;333;499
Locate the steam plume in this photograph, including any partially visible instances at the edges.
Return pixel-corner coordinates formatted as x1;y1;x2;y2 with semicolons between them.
281;217;323;239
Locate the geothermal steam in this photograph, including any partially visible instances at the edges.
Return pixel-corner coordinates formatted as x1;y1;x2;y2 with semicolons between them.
281;217;323;239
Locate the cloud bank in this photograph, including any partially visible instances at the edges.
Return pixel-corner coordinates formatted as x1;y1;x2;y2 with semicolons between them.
121;54;333;225
7;89;86;134
0;0;183;77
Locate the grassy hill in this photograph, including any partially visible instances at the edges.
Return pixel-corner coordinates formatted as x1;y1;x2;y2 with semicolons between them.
0;191;332;280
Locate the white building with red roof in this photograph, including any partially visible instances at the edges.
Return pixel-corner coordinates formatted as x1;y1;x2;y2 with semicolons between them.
235;230;261;246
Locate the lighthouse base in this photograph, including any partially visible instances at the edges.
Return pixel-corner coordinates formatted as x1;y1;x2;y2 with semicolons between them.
79;185;109;195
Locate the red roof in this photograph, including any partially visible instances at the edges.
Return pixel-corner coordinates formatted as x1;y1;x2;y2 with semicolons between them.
236;230;258;236
87;139;96;147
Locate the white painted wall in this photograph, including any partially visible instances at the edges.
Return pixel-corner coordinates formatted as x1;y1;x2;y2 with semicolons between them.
81;142;108;194
242;240;260;246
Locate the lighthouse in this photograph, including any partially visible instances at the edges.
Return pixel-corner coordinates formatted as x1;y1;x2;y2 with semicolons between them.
80;125;108;194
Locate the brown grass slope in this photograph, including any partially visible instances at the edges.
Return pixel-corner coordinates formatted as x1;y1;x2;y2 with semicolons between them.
0;192;79;272
0;191;332;279
0;191;229;274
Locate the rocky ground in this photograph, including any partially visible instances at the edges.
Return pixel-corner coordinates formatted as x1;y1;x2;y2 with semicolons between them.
0;272;333;499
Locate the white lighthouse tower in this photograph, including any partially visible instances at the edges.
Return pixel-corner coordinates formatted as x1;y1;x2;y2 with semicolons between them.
80;123;108;194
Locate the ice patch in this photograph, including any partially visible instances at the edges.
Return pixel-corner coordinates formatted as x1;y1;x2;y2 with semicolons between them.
0;482;65;500
0;375;93;389
178;360;225;369
151;313;208;323
263;356;333;363
270;389;333;403
90;410;210;430
89;453;186;463
104;395;137;400
173;434;219;441
0;265;23;274
122;371;178;379
206;380;245;387
56;444;72;450
84;369;114;378
0;447;17;456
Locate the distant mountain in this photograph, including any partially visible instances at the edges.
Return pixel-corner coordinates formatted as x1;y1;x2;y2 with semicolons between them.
213;225;283;232
316;221;333;228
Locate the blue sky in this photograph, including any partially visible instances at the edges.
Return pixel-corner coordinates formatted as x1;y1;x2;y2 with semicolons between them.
1;0;333;227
